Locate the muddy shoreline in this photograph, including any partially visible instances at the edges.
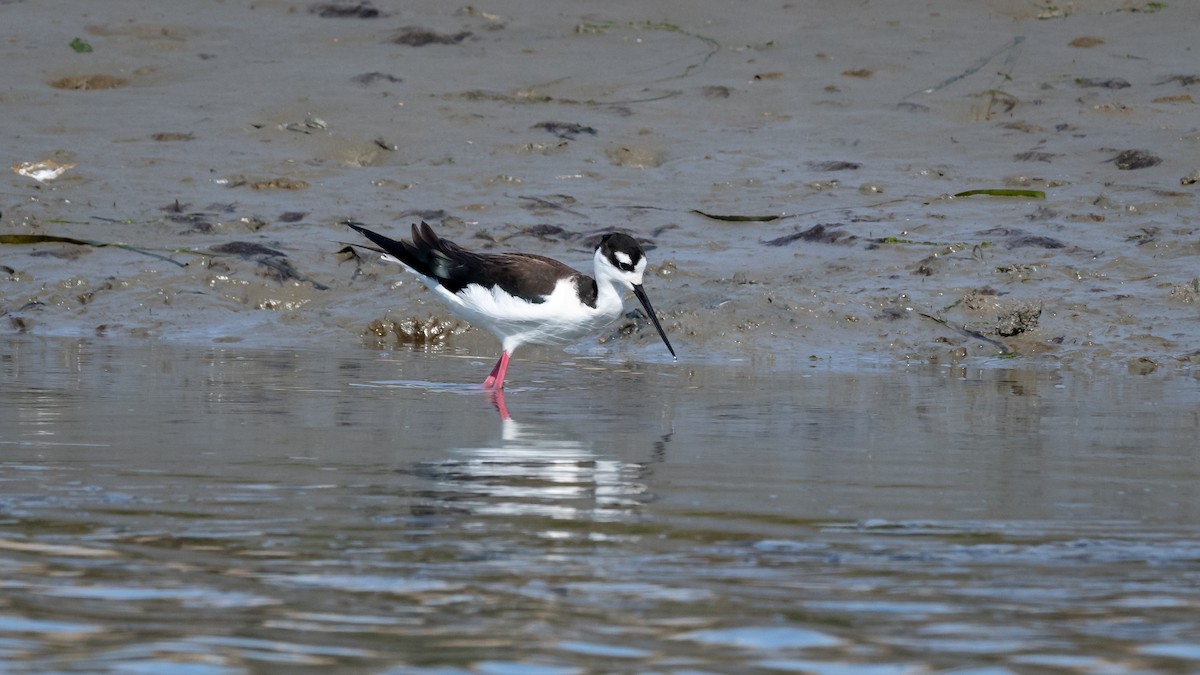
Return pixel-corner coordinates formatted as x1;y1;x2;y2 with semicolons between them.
2;0;1198;376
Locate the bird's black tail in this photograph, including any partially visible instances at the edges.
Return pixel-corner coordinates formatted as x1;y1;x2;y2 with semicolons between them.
345;221;487;293
344;221;433;276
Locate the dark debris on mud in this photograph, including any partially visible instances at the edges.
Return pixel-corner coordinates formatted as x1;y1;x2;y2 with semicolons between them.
764;224;856;247
392;27;473;47
203;240;329;291
1013;150;1059;162
1075;77;1131;89
352;72;403;86
209;242;285;258
807;160;862;171
978;228;1067;250
1108;149;1162;170
310;2;383;19
1154;74;1200;86
532;122;598;140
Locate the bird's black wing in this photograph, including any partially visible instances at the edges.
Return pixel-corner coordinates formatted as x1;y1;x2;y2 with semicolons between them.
347;221;591;303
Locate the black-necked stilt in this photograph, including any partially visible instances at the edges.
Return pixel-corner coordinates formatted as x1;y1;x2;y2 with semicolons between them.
347;221;676;390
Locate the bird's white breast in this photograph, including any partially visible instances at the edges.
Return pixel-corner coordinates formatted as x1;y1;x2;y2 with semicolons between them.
439;277;626;349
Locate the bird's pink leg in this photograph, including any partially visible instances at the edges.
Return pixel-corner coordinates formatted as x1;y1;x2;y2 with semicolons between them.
481;355;502;389
481;351;511;390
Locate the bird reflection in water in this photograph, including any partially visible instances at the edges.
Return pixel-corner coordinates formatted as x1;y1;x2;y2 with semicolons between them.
486;388;512;422
411;394;670;525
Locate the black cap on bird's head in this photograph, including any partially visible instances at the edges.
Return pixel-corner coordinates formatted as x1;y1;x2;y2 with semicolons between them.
595;233;676;359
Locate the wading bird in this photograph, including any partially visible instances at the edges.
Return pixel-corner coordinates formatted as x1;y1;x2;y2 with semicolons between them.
347;221;675;390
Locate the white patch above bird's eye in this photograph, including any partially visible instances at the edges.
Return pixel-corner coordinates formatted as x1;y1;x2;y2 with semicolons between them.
614;251;633;266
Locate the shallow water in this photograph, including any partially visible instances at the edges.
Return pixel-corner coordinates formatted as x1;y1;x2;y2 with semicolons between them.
2;337;1199;672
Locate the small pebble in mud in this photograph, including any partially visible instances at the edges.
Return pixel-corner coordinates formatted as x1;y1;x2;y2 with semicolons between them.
1179;169;1200;186
701;85;731;99
1069;36;1105;48
392;27;472;46
1109;149;1162;170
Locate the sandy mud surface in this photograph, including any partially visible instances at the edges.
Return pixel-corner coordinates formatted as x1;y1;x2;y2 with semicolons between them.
2;0;1198;375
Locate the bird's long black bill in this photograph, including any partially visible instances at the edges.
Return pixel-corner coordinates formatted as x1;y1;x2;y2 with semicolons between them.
633;284;677;359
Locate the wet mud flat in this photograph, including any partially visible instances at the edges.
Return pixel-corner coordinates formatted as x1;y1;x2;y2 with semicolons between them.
1;0;1198;376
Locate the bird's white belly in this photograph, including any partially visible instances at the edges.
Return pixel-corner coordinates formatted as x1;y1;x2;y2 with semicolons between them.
436;278;625;349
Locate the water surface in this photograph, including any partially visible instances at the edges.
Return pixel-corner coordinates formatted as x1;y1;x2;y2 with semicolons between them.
2;337;1199;672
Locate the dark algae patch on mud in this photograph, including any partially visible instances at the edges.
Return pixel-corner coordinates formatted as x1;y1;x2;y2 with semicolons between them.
392;27;473;46
1108;149;1162;170
310;2;383;19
